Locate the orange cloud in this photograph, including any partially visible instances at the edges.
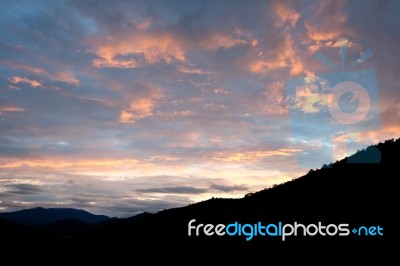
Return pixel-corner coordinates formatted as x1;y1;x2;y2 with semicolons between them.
0;106;24;112
304;1;348;43
177;65;211;75
355;126;400;145
329;125;400;162
273;2;300;28
0;158;139;171
200;32;247;49
119;110;136;123
9;76;41;88
307;38;355;53
305;23;343;42
212;148;301;162
92;33;185;68
91;28;253;69
249;35;303;75
120;99;156;123
119;85;163;123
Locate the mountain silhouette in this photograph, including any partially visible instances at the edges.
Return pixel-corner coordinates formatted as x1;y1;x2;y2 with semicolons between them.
37;219;93;239
0;138;397;259
71;138;397;255
35;212;152;239
0;207;109;227
0;217;42;242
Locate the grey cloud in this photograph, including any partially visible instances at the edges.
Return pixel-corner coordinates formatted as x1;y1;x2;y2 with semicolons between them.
137;183;249;194
209;183;248;193
5;183;46;194
137;186;208;194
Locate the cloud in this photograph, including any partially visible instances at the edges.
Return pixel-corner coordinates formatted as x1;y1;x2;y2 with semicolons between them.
3;61;80;86
212;148;301;162
209;183;248;193
137;183;249;194
303;0;349;45
137;186;208;194
119;84;163;123
53;71;80;86
127;99;154;119
90;27;251;70
0;106;24;112
248;34;304;75
177;65;211;75
273;1;300;28
0;158;140;171
3;60;47;75
4;184;46;195
91;32;186;68
119;111;136;124
0;0;398;217
9;76;42;88
199;32;248;50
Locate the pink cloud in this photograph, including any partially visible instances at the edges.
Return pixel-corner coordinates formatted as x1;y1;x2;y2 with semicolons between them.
92;33;186;68
4;61;79;86
303;0;350;50
54;71;80;86
199;32;248;50
273;2;300;28
249;34;304;75
119;84;163;123
9;76;42;88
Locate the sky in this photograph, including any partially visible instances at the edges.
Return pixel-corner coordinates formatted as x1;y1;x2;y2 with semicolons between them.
0;0;399;217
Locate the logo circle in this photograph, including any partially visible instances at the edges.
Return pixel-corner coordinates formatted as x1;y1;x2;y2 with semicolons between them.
328;81;370;124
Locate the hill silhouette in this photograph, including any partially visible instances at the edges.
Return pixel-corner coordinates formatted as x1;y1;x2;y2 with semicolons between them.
71;138;398;256
0;207;109;227
0;138;397;259
0;218;43;242
37;219;93;239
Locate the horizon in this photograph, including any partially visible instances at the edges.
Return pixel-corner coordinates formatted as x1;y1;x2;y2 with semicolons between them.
1;137;397;218
1;0;399;217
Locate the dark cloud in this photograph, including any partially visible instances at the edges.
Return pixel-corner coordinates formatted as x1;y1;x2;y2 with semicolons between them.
137;183;249;194
137;186;208;194
4;183;46;194
209;183;248;193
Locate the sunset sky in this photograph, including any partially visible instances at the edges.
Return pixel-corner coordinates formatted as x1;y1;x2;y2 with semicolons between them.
1;0;399;217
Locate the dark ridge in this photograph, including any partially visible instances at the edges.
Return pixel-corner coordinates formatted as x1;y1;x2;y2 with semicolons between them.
69;138;398;256
1;138;398;259
0;207;110;227
37;219;92;239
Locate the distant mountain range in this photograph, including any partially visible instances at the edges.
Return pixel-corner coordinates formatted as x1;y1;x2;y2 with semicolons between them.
0;207;109;227
0;138;398;258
